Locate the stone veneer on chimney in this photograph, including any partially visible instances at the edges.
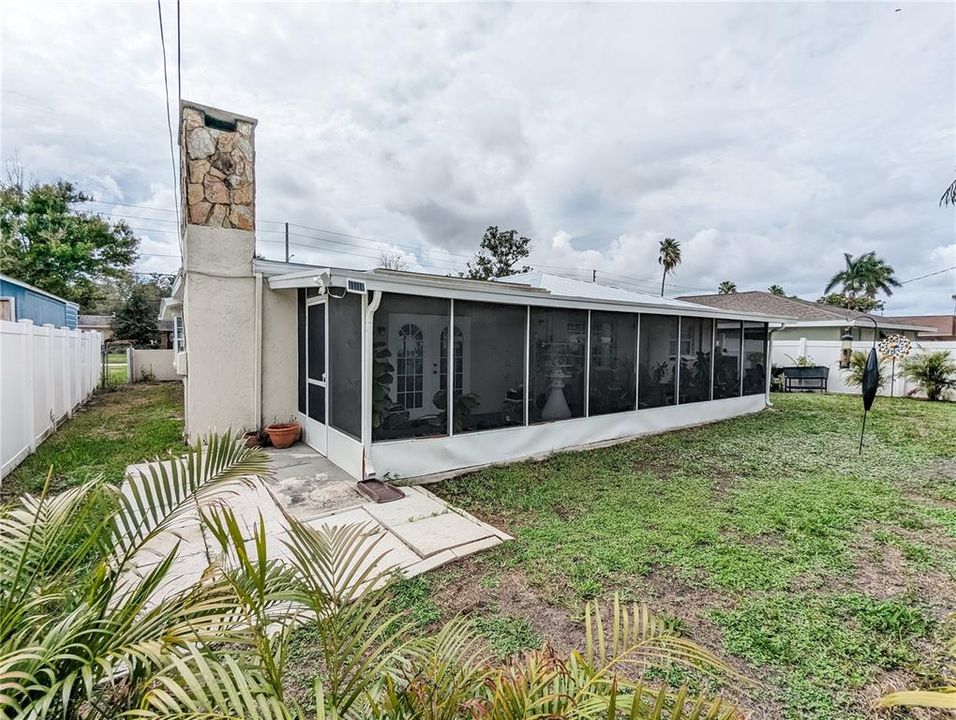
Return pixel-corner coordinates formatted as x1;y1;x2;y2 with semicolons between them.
180;105;255;230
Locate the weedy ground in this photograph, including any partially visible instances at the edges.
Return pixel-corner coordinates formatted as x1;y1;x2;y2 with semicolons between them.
2;382;184;500
369;394;955;720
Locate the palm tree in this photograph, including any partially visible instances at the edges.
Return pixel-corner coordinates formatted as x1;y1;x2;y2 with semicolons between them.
658;237;681;297
718;281;737;294
768;284;785;296
941;177;956;207
824;251;901;304
1;432;748;719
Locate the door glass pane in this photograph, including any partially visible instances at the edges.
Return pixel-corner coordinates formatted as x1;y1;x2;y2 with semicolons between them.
307;303;325;381
678;317;713;404
589;311;637;415
455;300;527;432
308;383;325;423
329;292;362;439
529;307;587;423
372;293;449;441
638;315;678;408
742;322;768;396
714;320;742;399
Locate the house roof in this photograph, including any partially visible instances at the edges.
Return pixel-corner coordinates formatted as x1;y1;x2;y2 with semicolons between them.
77;314;112;328
259;261;788;323
881;314;956;337
675;291;934;331
0;273;77;307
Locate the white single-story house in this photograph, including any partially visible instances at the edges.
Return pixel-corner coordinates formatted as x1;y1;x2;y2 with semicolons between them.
162;101;787;482
676;291;934;342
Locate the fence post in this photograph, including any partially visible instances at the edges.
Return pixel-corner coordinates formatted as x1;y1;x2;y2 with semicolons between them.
126;347;133;384
19;320;37;452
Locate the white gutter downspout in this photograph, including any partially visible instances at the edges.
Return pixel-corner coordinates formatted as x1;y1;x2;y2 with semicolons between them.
361;290;383;480
254;272;263;428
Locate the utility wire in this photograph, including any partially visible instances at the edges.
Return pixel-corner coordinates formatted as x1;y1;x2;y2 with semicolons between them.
156;0;181;240
899;265;956;284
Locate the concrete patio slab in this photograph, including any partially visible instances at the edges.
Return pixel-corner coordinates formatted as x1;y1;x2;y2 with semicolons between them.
123;443;511;605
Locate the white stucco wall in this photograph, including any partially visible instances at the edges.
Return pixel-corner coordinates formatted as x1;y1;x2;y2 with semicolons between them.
182;225;257;440
261;286;298;424
130;349;179;382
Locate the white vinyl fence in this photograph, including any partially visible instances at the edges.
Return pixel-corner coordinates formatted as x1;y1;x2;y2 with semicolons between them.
772;338;956;399
1;319;102;479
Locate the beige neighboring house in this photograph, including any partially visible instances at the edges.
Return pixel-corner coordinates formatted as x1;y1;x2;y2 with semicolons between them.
881;314;956;341
77;315;114;342
160;100;789;483
675;291;934;341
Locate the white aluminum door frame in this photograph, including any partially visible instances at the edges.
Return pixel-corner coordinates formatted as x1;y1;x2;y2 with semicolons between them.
300;296;328;455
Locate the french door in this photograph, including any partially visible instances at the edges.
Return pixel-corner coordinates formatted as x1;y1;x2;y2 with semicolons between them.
301;298;328;454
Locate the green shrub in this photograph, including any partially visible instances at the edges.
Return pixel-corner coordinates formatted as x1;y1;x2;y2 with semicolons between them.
900;351;956;401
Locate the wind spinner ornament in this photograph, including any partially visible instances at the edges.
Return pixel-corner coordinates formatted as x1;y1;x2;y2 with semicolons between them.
877;334;911;398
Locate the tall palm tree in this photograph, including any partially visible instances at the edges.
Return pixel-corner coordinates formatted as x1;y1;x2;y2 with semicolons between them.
824;251;901;303
658;237;681;297
718;281;737;294
768;284;785;296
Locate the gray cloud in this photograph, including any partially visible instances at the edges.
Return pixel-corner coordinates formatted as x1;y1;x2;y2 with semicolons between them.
1;2;953;313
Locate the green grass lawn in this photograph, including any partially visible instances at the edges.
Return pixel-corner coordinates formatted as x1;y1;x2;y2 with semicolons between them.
2;382;185;500
396;394;956;720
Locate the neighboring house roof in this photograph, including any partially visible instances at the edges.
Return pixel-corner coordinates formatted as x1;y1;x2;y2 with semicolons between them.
0;273;75;306
257;261;789;323
675;291;934;332
881;314;956;338
77;314;112;329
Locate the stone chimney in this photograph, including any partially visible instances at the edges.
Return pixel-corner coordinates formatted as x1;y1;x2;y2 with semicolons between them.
178;102;260;441
180;103;256;231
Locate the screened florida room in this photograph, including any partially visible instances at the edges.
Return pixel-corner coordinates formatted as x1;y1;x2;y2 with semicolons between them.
267;267;779;481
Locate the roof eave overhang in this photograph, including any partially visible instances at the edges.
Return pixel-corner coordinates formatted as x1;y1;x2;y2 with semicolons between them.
265;266;788;323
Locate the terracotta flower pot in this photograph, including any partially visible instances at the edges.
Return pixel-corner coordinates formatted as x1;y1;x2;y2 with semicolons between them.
265;422;300;449
243;430;262;448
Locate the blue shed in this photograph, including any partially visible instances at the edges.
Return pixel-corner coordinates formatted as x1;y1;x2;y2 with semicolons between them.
0;274;78;329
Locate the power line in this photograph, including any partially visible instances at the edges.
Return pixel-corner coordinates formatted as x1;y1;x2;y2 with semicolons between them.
156;0;181;237
899;265;956;284
80;199;177;214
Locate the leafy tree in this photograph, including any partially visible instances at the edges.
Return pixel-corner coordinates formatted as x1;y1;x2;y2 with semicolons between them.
0;167;138;310
465;225;531;280
111;280;165;347
900;351;956;401
824;251;900;307
768;284;786;296
718;280;737;294
658;237;681;297
817;292;883;313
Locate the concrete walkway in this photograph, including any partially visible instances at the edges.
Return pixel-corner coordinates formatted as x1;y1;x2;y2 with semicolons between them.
124;444;510;602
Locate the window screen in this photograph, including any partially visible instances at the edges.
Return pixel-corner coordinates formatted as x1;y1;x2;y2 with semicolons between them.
308;383;325;423
372;293;449;441
529;307;587;423
678;317;713;404
742;322;768;396
638;314;678;409
329;292;362;439
589;311;637;416
714;320;742;399
455;300;527;432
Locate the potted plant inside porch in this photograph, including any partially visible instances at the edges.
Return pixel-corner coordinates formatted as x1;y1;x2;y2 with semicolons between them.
264;418;301;449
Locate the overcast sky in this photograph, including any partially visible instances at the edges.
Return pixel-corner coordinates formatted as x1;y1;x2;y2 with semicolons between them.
2;2;954;313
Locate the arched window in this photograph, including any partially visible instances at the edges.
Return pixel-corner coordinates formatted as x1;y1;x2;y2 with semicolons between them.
440;326;463;395
396;323;424;409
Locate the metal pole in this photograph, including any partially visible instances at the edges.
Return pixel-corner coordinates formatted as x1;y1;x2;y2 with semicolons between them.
285;222;290;263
